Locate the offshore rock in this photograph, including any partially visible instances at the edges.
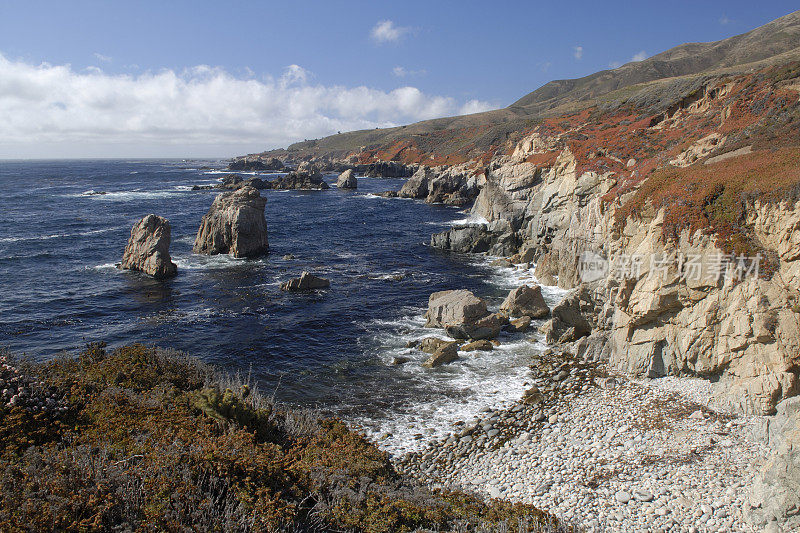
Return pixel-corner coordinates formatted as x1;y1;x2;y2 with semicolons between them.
280;271;330;291
193;186;269;258
228;157;284;172
336;169;357;189
120;214;177;279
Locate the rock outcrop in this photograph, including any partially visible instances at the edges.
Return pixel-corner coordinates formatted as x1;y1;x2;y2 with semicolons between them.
356;161;416;178
228;157;284;172
216;174;269;190
398;165;479;206
193;186;269;258
280;272;330;291
264;165;329;190
430;221;519;256
120;214;177;279
336;169;357;189
500;285;549;318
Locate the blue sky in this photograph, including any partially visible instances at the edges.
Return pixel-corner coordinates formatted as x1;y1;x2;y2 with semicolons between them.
0;0;797;158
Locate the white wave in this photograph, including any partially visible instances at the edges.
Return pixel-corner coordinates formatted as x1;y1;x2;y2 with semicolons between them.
202;170;285;176
92;262;118;271
69;189;184;201
356;332;537;456
173;254;254;270
451;214;489;226
0;227;120;244
362;193;382;199
351;301;547;455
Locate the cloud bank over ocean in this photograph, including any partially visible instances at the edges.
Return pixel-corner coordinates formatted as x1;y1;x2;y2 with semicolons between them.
0;54;494;158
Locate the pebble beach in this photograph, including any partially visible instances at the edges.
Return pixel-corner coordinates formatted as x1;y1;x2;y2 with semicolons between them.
393;350;769;532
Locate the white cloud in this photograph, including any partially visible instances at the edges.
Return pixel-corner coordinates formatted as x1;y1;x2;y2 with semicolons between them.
280;64;310;86
392;66;426;78
608;61;622;69
539;61;552;73
0;53;489;157
371;20;410;43
631;50;647;62
459;99;495;115
93;52;112;63
719;15;731;26
573;46;583;60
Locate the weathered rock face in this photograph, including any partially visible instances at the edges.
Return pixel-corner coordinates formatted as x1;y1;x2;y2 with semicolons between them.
336;169;357;189
500;285;550;318
120;214;177;279
749;397;800;530
193;186;269;258
601;206;800;415
280;272;330;291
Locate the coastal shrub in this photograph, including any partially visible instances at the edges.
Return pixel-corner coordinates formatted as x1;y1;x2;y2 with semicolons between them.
613;146;800;276
0;344;558;532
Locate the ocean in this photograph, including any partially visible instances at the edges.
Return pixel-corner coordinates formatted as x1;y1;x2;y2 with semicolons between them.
0;159;566;453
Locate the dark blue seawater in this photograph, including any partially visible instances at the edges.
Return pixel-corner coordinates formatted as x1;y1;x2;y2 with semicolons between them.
0;159;562;451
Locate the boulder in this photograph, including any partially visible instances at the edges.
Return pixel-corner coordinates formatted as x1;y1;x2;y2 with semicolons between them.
539;286;594;344
461;339;494;352
418;337;453;354
425;290;490;328
193;186;269;258
446;313;508;340
336;169;357;189
422;342;459;368
425;289;508;340
120;214;177;279
507;316;532;333
500;285;550;318
280;271;330;291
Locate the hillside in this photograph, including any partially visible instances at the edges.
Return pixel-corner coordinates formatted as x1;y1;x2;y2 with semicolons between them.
233;10;800;165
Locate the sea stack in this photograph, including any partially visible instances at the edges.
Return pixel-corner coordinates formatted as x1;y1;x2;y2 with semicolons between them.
336;169;357;189
120;214;177;279
193;186;269;258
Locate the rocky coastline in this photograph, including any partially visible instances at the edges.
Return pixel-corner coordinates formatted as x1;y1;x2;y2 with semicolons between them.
252;66;800;529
